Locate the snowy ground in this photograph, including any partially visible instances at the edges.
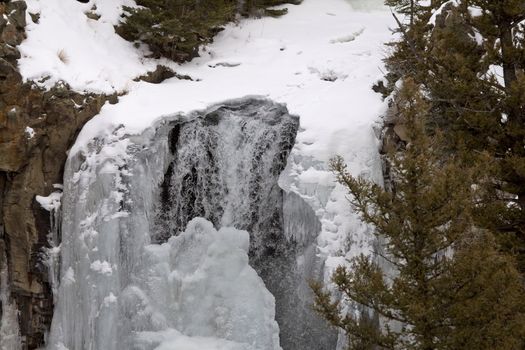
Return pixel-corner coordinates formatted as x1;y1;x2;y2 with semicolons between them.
19;0;394;348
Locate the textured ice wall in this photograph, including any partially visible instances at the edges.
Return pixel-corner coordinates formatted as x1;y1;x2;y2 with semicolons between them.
131;218;280;350
46;124;169;350
46;98;292;350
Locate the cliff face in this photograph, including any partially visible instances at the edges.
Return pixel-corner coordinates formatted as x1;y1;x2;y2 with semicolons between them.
0;1;113;348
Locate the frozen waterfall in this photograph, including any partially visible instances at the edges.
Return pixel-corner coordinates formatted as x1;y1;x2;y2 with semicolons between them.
0;266;21;350
46;98;336;350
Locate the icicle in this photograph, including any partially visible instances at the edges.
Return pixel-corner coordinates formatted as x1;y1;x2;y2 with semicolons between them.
0;265;21;350
36;185;63;300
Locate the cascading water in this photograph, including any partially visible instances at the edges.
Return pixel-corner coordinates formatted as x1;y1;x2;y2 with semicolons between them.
155;99;336;349
46;97;336;350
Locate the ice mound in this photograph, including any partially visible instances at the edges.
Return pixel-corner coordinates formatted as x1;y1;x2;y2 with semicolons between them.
136;329;250;350
130;218;281;350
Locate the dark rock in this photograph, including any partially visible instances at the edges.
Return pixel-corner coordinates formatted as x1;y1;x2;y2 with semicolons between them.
372;80;389;98
134;65;181;84
28;12;39;24
6;1;27;29
85;11;100;20
0;43;21;60
0;83;113;348
1;23;24;46
0;111;6;128
0;14;7;32
0;58;18;78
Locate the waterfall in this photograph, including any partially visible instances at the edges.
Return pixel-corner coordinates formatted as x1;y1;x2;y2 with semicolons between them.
46;97;336;350
156;98;337;349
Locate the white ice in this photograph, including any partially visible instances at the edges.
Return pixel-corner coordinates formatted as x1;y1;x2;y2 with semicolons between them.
0;266;21;350
53;0;391;277
46;123;281;349
133;218;280;350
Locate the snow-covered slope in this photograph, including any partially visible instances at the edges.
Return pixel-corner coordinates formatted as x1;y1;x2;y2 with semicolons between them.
19;0;158;92
20;0;394;348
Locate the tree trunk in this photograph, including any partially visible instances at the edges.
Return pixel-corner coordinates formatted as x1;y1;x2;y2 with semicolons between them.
500;22;517;90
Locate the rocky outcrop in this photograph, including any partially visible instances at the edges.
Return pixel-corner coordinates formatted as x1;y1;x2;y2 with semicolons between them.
0;2;116;348
379;96;408;192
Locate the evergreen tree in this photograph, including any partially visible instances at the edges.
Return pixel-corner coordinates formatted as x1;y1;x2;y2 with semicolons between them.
384;0;525;273
117;0;301;61
384;0;441;26
118;0;237;62
312;80;525;350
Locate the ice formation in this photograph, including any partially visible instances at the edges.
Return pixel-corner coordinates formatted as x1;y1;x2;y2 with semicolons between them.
47;98;332;350
155;98;336;349
0;266;21;350
133;218;280;350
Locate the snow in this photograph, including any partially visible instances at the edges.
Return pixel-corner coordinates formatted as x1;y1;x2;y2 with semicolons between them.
102;293;117;307
19;0;158;93
89;260;114;275
488;64;505;88
55;0;391;273
428;1;483;27
429;0;460;26
36;190;62;212
19;0;391;162
64;0;390;161
61;267;75;285
329;27;365;44
19;0;392;269
468;5;483;18
25;126;35;138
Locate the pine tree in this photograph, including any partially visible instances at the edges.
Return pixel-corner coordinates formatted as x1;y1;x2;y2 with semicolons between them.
467;0;525;271
117;0;301;61
312;80;525;350
384;0;440;26
384;0;525;273
118;0;238;62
